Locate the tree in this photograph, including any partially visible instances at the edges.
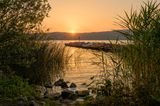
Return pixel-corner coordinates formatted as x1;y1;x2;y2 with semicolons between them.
0;0;51;73
0;0;51;37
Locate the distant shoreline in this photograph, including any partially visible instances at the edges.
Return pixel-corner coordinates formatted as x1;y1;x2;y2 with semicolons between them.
46;30;127;40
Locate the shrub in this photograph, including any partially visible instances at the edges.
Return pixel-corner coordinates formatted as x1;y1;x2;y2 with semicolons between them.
0;34;38;74
0;75;35;98
0;0;68;85
0;35;68;86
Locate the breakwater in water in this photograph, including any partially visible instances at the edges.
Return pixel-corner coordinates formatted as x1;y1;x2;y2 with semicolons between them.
65;41;122;52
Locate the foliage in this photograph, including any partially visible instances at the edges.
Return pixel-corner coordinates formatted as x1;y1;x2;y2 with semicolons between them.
91;1;160;106
0;0;51;35
44;98;57;106
0;35;38;74
0;75;35;98
0;0;66;85
28;42;68;85
0;0;51;72
0;39;68;85
117;0;160;102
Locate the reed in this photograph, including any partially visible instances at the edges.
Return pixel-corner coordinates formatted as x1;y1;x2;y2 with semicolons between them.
28;41;69;85
91;1;160;105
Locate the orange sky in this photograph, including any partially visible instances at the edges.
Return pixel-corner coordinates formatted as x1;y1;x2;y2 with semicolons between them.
43;0;145;33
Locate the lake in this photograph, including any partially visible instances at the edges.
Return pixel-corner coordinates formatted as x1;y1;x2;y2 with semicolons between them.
55;40;126;90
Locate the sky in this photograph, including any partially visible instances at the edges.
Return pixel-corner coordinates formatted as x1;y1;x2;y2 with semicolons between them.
43;0;151;33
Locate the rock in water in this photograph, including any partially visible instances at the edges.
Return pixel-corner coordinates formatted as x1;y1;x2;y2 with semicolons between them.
69;83;77;88
44;83;53;88
76;90;90;97
50;93;61;100
76;98;84;102
61;89;77;100
61;82;68;89
54;79;64;86
54;79;68;89
29;100;37;106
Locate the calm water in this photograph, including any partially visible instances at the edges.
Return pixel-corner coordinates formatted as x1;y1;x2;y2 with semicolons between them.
55;40;126;90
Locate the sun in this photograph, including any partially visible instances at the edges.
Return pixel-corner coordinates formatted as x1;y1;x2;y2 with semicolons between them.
70;30;76;34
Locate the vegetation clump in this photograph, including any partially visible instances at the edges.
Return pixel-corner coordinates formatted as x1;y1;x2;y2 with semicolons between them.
0;75;35;98
0;0;68;105
87;1;160;106
117;1;160;104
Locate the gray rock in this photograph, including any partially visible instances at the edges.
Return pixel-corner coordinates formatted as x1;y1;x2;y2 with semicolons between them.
81;83;87;85
69;83;77;88
50;93;61;100
40;101;46;106
90;76;94;80
54;79;64;86
61;89;77;100
61;82;68;89
54;79;68;89
76;98;84;102
17;100;25;106
29;100;38;106
76;90;90;97
44;82;53;88
18;95;28;102
17;95;27;106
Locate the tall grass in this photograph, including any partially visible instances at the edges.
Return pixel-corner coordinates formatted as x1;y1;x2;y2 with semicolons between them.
0;32;69;85
28;41;69;85
90;1;160;105
117;0;160;100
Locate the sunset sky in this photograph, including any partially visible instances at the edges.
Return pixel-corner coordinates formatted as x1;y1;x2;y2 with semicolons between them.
43;0;147;33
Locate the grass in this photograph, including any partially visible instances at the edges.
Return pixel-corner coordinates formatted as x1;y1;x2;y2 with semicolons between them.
88;1;160;106
117;0;160;102
27;41;69;85
0;75;36;98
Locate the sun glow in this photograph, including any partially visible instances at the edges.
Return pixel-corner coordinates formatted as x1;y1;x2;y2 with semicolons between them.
70;30;76;34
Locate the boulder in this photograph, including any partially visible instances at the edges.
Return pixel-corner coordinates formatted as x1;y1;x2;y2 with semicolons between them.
61;82;68;89
40;101;46;106
76;98;84;102
76;90;90;97
17;95;27;106
50;93;61;100
81;83;87;86
54;79;64;86
17;100;25;106
61;89;77;100
18;95;28;102
54;79;68;89
60;99;74;105
44;83;53;89
69;83;77;88
29;100;38;106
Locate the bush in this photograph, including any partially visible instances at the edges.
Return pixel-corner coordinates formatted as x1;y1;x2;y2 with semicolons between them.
0;34;38;74
0;75;35;98
0;37;68;85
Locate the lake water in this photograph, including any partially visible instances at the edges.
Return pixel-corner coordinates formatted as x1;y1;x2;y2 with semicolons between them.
55;40;126;90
